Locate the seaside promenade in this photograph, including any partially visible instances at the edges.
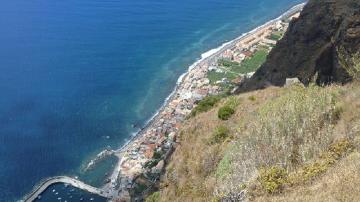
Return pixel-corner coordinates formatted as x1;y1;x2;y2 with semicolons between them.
23;176;112;202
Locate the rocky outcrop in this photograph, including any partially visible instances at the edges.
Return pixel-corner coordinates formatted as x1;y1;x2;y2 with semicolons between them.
236;0;360;92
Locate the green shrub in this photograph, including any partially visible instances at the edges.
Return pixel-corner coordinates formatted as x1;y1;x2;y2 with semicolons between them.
190;95;222;117
248;95;256;101
146;191;160;202
144;159;160;169
210;126;230;144
135;183;148;193
288;139;354;185
258;166;288;194
218;105;235;120
153;150;163;159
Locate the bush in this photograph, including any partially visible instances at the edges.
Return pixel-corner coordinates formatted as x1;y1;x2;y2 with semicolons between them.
190;95;222;117
210;126;230;144
288;139;354;185
146;191;160;202
258;166;287;194
153;150;163;159
248;95;256;101
251;139;354;196
218;105;235;120
144;159;160;169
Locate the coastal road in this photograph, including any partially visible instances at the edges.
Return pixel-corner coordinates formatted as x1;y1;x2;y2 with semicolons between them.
23;176;111;202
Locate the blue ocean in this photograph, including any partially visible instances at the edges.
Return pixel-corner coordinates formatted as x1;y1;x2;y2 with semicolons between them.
0;0;303;201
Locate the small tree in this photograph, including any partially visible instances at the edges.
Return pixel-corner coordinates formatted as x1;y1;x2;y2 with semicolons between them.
210;126;230;144
218;105;235;120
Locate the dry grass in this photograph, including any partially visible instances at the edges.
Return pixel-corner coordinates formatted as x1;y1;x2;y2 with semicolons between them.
159;88;281;202
155;81;360;202
215;84;342;197
337;48;360;80
250;82;360;201
247;138;355;199
253;151;360;202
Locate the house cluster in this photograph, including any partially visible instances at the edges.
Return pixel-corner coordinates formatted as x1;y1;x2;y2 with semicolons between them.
219;20;286;63
118;59;221;181
206;16;297;86
113;11;302;200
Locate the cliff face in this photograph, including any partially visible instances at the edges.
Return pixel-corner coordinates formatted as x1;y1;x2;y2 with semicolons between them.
150;1;360;202
237;0;360;92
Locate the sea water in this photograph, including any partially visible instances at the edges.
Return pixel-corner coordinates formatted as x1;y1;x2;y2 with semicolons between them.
0;0;304;201
33;183;107;202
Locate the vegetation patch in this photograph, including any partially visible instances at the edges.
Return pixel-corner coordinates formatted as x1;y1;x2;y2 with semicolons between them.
248;139;354;197
210;126;230;145
208;49;269;84
269;33;282;41
232;49;268;74
214;85;342;198
218;58;241;68
190;95;222;117
258;166;288;194
288;139;354;185
144;149;163;169
268;30;284;41
248;95;256;101
215;153;232;180
135;183;148;193
153;150;163;159
217;97;239;120
145;191;160;202
144;159;160;169
218;105;235;120
207;71;238;84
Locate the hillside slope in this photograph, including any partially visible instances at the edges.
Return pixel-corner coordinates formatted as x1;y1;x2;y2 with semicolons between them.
152;81;360;202
236;0;360;92
146;0;360;201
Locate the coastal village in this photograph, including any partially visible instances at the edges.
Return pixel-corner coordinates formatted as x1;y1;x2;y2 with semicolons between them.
111;9;303;201
23;5;304;202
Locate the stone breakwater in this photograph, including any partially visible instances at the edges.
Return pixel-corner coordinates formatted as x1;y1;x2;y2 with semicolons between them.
23;176;112;202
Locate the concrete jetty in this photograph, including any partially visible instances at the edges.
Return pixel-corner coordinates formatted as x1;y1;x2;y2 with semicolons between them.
23;176;112;202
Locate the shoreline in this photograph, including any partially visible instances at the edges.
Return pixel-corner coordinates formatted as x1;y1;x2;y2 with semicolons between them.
109;1;306;199
22;2;306;201
115;1;306;155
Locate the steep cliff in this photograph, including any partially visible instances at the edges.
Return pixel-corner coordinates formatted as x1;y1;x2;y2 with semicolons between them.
145;1;360;201
237;0;360;92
